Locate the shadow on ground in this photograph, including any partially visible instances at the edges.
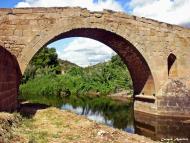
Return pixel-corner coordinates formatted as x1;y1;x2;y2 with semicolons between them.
18;102;50;118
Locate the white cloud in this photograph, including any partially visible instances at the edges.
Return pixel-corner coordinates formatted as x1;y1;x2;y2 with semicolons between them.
129;0;190;25
15;0;122;66
15;0;190;25
129;0;156;8
54;38;115;67
15;0;190;67
15;0;123;12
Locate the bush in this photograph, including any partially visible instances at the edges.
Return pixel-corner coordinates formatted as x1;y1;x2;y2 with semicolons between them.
20;55;133;104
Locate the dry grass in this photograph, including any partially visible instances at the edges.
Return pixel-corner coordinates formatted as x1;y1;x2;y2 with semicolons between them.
0;113;21;143
9;107;159;143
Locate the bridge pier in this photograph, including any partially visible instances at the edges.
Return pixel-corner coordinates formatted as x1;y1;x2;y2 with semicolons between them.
0;47;21;112
135;79;190;117
134;111;190;140
134;95;157;116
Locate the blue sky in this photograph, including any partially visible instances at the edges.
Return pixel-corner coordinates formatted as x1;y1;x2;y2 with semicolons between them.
0;0;189;66
0;0;131;11
0;0;20;8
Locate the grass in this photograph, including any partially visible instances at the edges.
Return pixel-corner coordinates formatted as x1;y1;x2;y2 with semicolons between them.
10;108;157;143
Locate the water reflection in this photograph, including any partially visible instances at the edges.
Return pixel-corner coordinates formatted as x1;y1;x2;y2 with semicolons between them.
61;102;190;142
23;93;190;142
134;111;190;142
61;103;135;133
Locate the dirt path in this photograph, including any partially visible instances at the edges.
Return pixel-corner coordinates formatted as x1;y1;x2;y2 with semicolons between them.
7;107;159;143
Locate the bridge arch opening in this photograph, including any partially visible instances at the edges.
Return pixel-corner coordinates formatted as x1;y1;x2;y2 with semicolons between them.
25;28;156;96
168;53;177;78
0;46;21;112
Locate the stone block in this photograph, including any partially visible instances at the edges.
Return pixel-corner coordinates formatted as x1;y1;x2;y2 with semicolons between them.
13;8;33;14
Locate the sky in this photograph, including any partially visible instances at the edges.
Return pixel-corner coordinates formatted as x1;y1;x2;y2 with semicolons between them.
0;0;190;67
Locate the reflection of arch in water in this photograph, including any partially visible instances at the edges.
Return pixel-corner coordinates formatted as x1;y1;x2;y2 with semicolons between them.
0;44;21;111
134;111;190;141
22;28;156;96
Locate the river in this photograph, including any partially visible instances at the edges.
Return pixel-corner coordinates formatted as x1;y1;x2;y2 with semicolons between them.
21;94;190;142
59;96;190;142
61;103;135;133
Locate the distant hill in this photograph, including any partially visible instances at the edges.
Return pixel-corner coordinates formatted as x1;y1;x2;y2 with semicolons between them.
84;60;111;71
58;59;79;73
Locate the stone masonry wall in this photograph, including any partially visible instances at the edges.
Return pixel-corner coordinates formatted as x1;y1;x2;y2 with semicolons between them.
156;79;190;117
0;7;189;92
0;7;190;115
0;47;21;112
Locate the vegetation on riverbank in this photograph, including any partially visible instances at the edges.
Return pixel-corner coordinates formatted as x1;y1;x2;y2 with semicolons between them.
20;47;132;102
21;47;61;84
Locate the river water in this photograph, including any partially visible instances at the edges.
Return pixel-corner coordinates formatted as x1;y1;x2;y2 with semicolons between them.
60;99;190;142
23;93;190;142
61;103;135;133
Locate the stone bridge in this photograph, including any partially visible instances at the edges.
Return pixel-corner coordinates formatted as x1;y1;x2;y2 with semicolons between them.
0;7;190;116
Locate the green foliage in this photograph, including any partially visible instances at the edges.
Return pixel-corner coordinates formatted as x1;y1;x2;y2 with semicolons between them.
22;47;61;83
81;55;133;95
19;75;70;107
20;55;133;104
31;48;59;69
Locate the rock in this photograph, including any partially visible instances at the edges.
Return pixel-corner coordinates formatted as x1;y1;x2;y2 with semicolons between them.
0;112;21;143
97;130;107;136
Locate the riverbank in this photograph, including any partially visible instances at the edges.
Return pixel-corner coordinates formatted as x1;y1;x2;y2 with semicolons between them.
0;107;159;143
108;91;133;103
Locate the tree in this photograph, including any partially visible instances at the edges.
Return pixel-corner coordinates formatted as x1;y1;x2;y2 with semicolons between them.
31;47;60;69
22;47;61;83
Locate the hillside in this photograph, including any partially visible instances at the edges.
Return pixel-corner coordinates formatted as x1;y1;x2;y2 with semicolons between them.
58;59;79;74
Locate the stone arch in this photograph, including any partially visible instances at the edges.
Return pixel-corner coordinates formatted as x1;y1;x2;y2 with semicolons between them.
168;53;177;78
21;28;156;96
0;45;21;111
